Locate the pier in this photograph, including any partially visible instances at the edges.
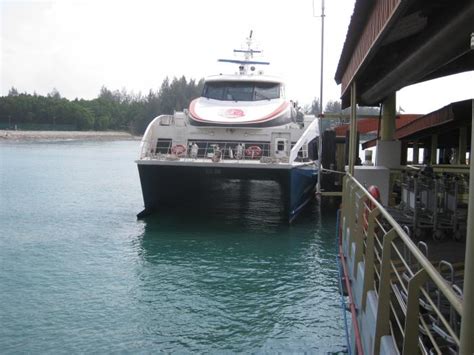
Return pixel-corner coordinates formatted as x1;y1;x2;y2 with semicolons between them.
334;0;474;353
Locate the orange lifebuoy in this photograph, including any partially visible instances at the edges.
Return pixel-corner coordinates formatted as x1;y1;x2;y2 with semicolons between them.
245;145;262;158
364;185;381;231
368;185;381;206
171;144;187;157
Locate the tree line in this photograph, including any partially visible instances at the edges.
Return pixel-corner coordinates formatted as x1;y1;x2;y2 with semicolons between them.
306;97;380;117
0;76;204;134
1;77;380;135
306;98;380;131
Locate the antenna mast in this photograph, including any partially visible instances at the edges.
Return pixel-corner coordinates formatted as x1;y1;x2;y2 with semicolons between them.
218;31;269;74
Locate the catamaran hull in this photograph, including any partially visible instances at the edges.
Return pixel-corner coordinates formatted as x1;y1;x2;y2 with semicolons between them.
136;163;317;222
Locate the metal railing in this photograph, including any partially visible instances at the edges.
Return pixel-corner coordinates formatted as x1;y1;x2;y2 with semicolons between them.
145;140;271;161
340;174;464;354
179;141;272;161
141;139;313;164
138;114;319;164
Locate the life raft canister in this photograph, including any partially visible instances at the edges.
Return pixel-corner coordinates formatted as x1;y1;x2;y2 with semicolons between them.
171;144;187;157
245;145;262;158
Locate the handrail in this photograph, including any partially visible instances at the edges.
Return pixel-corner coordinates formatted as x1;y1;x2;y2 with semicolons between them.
340;172;468;353
139;137;319;165
138;115;162;159
289;117;319;163
405;164;470;174
345;173;463;315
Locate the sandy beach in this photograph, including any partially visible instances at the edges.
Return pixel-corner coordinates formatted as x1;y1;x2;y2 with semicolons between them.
0;130;140;142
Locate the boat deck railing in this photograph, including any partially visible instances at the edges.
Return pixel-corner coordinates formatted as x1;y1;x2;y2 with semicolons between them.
141;139;311;164
340;174;464;354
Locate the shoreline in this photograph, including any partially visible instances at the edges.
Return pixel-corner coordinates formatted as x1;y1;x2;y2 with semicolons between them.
0;130;141;142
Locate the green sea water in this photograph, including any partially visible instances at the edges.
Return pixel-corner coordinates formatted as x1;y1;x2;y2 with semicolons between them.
0;140;345;353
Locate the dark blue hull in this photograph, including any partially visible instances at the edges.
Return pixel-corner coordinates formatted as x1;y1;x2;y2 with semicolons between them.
288;165;319;222
137;163;317;222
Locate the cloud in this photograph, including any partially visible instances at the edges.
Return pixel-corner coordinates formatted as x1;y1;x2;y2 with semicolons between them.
1;0;471;113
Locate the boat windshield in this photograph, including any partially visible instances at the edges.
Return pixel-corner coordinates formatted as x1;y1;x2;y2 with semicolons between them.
202;81;281;101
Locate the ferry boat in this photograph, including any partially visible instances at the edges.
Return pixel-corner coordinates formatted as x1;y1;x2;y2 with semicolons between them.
136;32;320;222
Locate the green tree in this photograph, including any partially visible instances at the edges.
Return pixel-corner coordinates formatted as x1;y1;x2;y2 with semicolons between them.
0;76;205;133
8;87;19;97
48;88;61;100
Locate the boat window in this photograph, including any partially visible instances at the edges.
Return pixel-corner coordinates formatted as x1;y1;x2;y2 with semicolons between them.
227;84;254;101
205;84;226;101
202;81;280;101
155;139;172;154
277;140;286;151
254;83;280;101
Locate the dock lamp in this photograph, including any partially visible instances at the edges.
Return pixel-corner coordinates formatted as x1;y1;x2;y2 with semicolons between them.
471;33;474;50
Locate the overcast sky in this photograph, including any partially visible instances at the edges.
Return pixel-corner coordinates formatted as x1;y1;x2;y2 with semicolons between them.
1;0;473;114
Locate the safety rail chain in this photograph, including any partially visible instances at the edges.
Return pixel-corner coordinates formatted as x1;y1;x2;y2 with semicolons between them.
340;174;463;354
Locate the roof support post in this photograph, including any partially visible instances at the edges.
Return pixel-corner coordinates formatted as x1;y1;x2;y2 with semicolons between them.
460;99;474;354
458;126;467;164
375;92;401;168
380;93;396;141
412;141;419;164
430;134;438;165
349;81;357;175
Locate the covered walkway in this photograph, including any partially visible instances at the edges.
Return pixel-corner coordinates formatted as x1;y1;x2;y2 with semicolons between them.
335;0;474;353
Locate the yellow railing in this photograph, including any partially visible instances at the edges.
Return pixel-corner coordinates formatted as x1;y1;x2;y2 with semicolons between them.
341;174;464;354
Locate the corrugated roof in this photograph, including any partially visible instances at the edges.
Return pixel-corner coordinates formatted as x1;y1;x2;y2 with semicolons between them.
361;99;472;148
333;114;420;136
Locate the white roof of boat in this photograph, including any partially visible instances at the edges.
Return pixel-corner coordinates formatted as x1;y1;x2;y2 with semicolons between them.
205;74;284;84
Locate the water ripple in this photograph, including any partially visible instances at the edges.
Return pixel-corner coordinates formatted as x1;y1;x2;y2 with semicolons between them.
1;141;345;353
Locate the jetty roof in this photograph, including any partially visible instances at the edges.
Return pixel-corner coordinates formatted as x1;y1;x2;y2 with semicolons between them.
362;99;472;148
335;0;474;108
333;114;420;137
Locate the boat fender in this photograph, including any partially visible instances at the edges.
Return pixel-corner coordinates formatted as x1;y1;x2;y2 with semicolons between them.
245;145;262;159
364;185;381;230
171;144;187;157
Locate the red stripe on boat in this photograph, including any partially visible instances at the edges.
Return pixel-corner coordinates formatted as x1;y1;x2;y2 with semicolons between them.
189;99;206;121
